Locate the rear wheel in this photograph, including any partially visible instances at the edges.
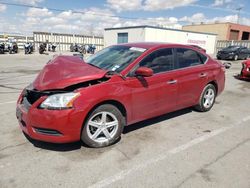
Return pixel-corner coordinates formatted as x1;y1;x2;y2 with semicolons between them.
195;84;216;112
234;55;238;61
81;104;125;148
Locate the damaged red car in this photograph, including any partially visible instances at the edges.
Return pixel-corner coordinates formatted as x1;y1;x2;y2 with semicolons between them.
239;60;250;80
16;43;225;148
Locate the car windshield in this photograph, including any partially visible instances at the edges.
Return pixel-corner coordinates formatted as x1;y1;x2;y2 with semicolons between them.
225;46;239;50
86;45;146;73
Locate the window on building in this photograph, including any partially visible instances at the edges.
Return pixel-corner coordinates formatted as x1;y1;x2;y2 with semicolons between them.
242;32;250;40
117;33;128;44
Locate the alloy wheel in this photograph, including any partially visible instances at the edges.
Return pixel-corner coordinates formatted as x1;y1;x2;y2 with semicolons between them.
86;111;119;143
203;88;215;109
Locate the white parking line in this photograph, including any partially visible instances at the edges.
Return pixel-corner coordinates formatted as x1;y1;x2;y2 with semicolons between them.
89;115;250;188
0;101;16;105
0;74;37;81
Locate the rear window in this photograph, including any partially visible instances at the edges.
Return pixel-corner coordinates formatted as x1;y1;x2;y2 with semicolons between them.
176;48;207;69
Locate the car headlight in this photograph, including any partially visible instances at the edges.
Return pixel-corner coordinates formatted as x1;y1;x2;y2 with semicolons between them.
229;52;234;55
40;92;80;109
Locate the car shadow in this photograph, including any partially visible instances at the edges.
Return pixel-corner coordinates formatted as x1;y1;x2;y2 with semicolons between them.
123;107;193;134
23;132;82;151
23;107;194;151
233;74;250;82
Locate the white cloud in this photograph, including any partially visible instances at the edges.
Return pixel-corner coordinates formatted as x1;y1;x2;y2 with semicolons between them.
26;8;53;17
212;0;232;7
144;0;198;11
15;0;43;5
107;0;198;12
180;13;206;23
0;4;7;12
107;0;143;12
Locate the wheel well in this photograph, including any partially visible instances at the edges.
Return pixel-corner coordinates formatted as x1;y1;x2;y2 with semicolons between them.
94;100;127;118
208;81;218;95
80;100;127;140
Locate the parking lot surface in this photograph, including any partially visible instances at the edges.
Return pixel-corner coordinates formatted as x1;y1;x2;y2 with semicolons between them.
0;52;249;188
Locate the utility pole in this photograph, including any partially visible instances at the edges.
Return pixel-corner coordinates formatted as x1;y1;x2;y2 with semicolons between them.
236;7;242;24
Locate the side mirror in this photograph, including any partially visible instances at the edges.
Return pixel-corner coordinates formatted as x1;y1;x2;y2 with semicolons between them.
135;67;153;77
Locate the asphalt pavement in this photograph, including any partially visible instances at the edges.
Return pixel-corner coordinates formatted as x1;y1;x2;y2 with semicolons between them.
0;52;249;188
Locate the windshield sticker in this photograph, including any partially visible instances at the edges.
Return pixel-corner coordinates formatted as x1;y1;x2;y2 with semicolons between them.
129;47;146;52
111;65;120;71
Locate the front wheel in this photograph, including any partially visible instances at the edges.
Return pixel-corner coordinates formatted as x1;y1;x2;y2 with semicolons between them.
234;55;238;61
81;104;125;148
195;84;216;112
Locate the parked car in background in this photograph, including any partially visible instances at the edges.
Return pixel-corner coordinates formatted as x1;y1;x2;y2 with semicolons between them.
16;42;225;148
239;60;250;80
190;45;206;53
217;46;250;61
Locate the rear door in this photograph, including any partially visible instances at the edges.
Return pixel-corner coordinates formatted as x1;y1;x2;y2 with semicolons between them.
126;48;178;123
174;48;209;109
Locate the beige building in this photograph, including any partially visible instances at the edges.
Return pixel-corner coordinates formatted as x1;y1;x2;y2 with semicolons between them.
183;22;250;41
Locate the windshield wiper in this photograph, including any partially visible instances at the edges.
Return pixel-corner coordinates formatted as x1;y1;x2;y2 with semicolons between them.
87;63;102;70
106;71;126;80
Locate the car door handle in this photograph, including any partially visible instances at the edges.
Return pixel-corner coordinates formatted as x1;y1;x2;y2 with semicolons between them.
199;73;207;78
167;79;177;84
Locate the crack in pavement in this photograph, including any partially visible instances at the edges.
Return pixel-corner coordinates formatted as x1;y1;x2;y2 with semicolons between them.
175;137;250;188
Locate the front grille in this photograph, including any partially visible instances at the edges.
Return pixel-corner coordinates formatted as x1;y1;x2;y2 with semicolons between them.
33;127;62;136
23;89;47;104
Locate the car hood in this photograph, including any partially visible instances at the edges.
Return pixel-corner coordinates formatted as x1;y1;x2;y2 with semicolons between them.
219;49;235;53
33;56;107;91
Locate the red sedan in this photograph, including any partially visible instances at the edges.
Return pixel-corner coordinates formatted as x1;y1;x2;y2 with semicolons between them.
16;43;225;147
240;60;250;80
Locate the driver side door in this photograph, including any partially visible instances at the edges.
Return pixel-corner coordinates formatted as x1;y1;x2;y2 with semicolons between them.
125;48;178;124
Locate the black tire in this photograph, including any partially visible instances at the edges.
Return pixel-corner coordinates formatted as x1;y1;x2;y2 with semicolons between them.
39;49;43;54
195;84;216;112
81;104;125;148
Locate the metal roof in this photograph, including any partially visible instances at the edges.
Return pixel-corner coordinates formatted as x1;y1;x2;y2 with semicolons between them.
104;25;217;36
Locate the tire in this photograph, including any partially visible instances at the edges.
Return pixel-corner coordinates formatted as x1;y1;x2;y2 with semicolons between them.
234;55;238;61
195;84;216;112
39;49;43;54
81;104;125;148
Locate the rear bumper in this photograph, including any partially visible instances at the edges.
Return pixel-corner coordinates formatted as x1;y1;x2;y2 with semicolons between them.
16;97;86;143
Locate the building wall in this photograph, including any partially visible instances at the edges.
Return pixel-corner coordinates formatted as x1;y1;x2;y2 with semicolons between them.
144;28;217;54
183;23;250;41
104;28;145;47
183;23;229;40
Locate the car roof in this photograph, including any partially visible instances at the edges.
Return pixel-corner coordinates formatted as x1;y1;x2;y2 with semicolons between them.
117;42;195;50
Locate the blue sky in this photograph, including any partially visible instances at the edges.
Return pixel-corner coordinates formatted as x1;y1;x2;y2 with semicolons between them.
0;0;250;36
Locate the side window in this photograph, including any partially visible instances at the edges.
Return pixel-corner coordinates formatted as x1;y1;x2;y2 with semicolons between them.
138;48;174;74
176;48;206;69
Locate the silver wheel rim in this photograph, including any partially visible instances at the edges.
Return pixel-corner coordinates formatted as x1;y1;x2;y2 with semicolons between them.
203;88;215;109
234;55;238;61
86;111;119;143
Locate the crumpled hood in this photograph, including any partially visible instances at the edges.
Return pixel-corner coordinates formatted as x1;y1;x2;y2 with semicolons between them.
33;56;107;91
